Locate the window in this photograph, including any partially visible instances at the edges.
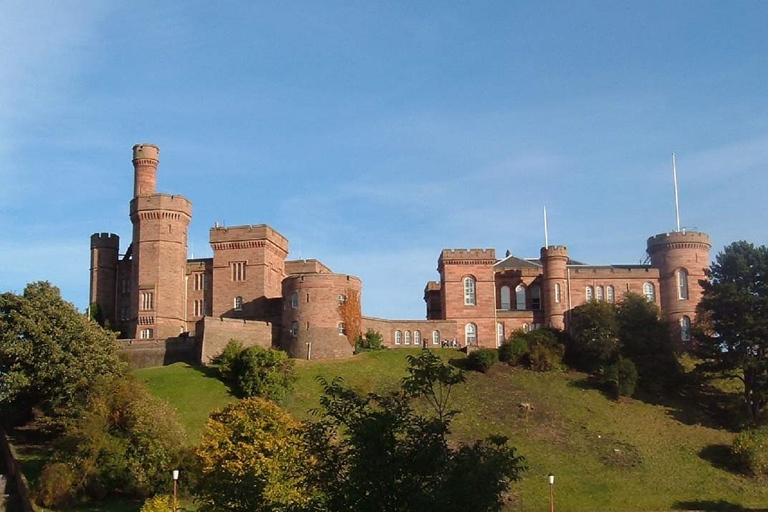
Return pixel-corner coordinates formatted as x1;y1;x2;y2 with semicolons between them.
338;294;347;304
405;331;412;345
606;285;615;303
140;328;153;339
496;322;505;345
290;321;299;337
500;285;511;310
120;277;130;294
234;296;243;311
231;261;246;281
432;330;440;345
121;306;129;321
677;269;689;300
194;299;204;317
395;331;402;345
555;283;561;303
522;323;529;332
194;273;206;291
291;291;299;309
596;286;604;301
585;286;593;302
465;323;477;345
515;285;526;310
531;285;541;310
680;316;691;342
414;331;421;346
338;323;346;336
141;291;154;311
464;276;476;306
643;282;655;302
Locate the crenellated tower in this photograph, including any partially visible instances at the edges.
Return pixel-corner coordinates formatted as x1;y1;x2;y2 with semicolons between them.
89;232;120;326
128;144;192;339
540;245;569;329
646;231;711;340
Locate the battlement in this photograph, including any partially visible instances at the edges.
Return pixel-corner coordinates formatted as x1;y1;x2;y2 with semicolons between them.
424;280;441;292
647;231;711;253
209;224;289;253
132;143;159;162
540;245;569;259
130;194;193;217
439;248;496;263
90;232;120;249
285;259;332;275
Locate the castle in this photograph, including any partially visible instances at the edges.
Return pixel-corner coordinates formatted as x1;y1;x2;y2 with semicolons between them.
89;144;711;365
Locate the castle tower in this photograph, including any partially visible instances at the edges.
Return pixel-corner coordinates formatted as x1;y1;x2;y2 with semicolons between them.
646;231;711;340
540;245;569;329
129;144;192;339
89;232;120;326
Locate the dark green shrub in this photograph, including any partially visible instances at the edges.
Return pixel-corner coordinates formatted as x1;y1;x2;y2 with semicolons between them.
233;346;296;402
355;329;385;352
603;358;638;398
467;348;499;373
35;462;77;508
499;336;529;365
732;426;768;477
215;339;245;382
527;342;563;372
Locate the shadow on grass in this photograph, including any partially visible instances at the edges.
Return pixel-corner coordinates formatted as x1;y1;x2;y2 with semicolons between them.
188;363;239;397
672;499;752;510
699;444;742;474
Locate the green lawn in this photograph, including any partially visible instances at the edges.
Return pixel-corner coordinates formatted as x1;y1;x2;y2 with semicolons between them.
134;351;768;511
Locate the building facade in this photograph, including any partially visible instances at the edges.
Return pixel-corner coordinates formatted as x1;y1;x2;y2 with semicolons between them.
90;144;710;362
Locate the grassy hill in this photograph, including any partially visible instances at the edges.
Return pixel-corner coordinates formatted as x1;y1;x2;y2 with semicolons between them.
136;349;768;511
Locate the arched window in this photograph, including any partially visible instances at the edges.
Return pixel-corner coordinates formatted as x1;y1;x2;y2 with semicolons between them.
465;323;477;345
680;316;691;342
531;285;541;310
337;294;347;304
596;286;604;301
585;286;594;302
432;330;440;345
500;285;511;310
290;321;299;337
464;276;476;306
395;331;402;345
643;282;655;302
555;283;561;303
522;323;529;332
291;291;298;309
338;323;346;336
405;331;412;345
414;331;421;346
496;322;505;345
606;285;615;303
515;285;526;310
234;296;243;311
677;269;689;300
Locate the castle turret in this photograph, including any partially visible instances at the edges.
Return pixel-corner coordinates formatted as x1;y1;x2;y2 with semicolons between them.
90;232;120;326
646;231;711;341
541;245;569;329
129;144;192;339
133;143;158;197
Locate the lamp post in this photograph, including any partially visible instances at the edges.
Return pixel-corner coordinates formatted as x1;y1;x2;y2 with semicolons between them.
548;473;555;512
172;469;180;511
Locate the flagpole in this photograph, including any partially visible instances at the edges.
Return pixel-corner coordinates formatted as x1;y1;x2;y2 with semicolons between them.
672;153;681;232
544;206;549;249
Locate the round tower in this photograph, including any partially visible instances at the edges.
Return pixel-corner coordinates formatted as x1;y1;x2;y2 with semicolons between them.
646;231;711;338
281;273;361;359
133;143;158;197
129;144;192;340
90;232;120;325
540;245;569;329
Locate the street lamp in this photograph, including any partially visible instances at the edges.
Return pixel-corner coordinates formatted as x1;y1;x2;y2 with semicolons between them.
548;473;555;512
172;469;180;511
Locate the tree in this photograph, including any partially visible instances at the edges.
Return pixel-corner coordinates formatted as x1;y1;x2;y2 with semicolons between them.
0;281;126;422
232;346;295;403
695;241;768;420
566;300;620;372
304;350;525;511
193;397;314;512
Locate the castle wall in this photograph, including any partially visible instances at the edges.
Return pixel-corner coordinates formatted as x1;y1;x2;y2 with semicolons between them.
362;316;457;347
90;233;119;326
197;316;277;364
117;337;199;369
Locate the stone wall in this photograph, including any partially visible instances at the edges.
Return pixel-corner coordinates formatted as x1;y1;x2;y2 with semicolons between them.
197;316;277;364
118;337;199;369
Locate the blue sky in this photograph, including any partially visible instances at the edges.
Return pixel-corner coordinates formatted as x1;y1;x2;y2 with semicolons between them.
2;1;768;319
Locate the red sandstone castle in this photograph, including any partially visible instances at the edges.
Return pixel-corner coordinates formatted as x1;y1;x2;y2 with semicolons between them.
90;144;710;364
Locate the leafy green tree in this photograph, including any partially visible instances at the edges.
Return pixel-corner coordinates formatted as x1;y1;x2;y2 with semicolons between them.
566;300;620;372
603;358;639;398
0;281;125;422
355;328;385;352
466;348;499;373
232;346;295;403
695;241;768;420
194;397;314;512
304;351;525;511
215;338;245;383
140;494;175;512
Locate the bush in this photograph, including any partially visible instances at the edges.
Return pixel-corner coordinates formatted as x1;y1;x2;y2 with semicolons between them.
499;336;529;365
733;426;768;477
603;358;638;398
35;462;77;508
527;342;563;372
215;339;244;383
467;348;499;373
233;346;295;402
140;494;175;512
355;329;385;352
